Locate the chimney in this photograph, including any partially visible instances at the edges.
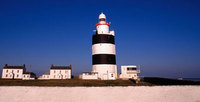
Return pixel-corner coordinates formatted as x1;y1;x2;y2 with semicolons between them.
23;64;25;68
51;64;53;68
5;64;8;67
70;64;72;69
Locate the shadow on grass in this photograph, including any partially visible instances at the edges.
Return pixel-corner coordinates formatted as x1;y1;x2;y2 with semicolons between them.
143;77;200;85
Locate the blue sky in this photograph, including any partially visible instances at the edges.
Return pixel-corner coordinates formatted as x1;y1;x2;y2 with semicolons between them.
0;0;200;78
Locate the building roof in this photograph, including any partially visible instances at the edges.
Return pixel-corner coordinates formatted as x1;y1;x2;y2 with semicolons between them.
99;12;106;19
3;64;25;69
23;72;36;76
83;72;98;74
50;64;71;70
43;72;50;75
122;65;137;67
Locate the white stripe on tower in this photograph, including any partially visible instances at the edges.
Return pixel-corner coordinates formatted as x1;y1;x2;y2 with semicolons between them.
92;43;116;55
92;13;117;80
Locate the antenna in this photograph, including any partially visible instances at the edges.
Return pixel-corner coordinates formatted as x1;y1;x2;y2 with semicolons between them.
138;64;141;73
30;64;31;72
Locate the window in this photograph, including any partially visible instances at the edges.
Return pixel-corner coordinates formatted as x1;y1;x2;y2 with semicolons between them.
127;67;136;71
6;70;8;73
12;70;14;73
54;75;55;78
54;70;56;73
47;76;49;78
17;75;19;77
6;74;8;77
24;75;25;77
17;70;19;73
99;18;105;21
111;74;113;77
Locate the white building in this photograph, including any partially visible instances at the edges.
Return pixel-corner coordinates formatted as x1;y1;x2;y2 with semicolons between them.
81;72;98;80
119;65;140;80
2;64;25;79
2;64;36;80
22;72;36;80
38;72;50;80
50;64;71;79
39;64;72;80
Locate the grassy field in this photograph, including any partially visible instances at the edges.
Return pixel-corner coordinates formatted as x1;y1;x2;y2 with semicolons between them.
0;79;152;86
143;77;200;85
1;77;199;86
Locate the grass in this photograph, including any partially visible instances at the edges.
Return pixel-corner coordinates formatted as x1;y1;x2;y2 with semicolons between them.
143;77;200;85
1;77;199;86
0;79;152;87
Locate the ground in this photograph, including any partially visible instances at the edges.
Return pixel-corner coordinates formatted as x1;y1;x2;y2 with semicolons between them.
0;79;152;86
0;77;199;86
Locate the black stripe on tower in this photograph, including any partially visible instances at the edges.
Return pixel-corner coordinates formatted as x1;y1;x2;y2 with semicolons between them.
92;34;115;44
92;54;116;65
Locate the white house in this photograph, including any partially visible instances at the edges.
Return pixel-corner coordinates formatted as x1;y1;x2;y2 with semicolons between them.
22;72;36;80
2;64;36;80
81;72;98;80
39;64;72;80
50;64;71;79
2;64;26;79
119;65;140;80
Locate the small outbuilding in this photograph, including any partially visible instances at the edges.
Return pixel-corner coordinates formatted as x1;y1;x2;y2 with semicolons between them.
38;72;50;80
22;72;36;80
119;65;140;80
81;72;98;80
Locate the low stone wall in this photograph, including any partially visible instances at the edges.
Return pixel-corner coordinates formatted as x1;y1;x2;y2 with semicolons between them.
0;86;199;102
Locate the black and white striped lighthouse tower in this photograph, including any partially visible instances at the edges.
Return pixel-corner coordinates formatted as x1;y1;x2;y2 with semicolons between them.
92;13;117;80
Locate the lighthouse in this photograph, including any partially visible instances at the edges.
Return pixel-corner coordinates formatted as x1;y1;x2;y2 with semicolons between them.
92;13;117;80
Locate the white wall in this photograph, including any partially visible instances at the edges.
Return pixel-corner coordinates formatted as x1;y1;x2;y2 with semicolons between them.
22;74;30;80
82;73;98;80
92;64;117;80
22;74;35;80
0;86;199;102
38;74;50;80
